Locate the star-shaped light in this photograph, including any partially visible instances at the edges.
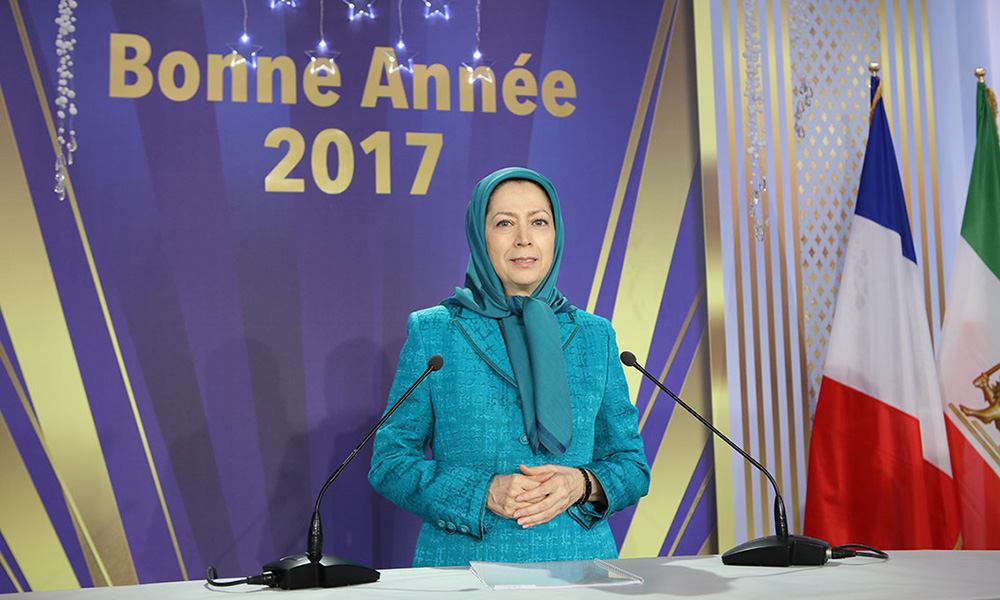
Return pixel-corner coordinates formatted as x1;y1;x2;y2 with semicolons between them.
385;45;417;74
423;0;450;19
270;0;297;8
461;49;494;84
344;0;376;20
306;41;342;75
227;38;263;69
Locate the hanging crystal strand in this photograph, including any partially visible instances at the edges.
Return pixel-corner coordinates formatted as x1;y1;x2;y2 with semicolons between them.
789;0;813;140
67;130;77;164
742;0;767;241
54;0;78;200
752;177;767;240
54;155;67;200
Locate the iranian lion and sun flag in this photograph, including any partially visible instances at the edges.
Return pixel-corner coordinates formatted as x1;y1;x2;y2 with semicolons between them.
804;73;1000;550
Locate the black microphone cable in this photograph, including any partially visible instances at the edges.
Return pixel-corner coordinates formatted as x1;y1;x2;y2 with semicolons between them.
829;544;889;560
205;565;275;587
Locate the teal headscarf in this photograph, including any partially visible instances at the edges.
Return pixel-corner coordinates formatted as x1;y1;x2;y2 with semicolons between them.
443;167;574;456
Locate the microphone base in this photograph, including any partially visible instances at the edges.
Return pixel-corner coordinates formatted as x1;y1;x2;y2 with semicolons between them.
722;534;830;567
261;553;380;589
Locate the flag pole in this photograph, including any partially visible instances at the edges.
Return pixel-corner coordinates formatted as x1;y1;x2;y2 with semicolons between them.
869;62;880;75
975;67;985;83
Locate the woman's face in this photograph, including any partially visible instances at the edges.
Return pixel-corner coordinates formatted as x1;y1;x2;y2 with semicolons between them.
484;180;556;297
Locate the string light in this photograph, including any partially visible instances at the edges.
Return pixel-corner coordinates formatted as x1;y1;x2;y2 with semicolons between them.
395;0;405;49
240;0;248;41
472;0;481;60
386;0;416;73
307;0;340;74
229;0;262;69
344;0;376;21
461;0;492;84
423;0;450;19
215;0;493;87
54;0;78;201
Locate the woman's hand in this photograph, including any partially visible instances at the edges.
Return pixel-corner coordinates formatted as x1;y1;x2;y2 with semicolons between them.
487;471;552;518
511;464;592;528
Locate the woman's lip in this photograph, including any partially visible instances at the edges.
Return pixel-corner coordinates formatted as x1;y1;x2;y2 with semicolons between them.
510;257;537;266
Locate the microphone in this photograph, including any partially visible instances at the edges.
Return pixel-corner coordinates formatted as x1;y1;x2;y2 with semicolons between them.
619;351;830;566
211;355;444;589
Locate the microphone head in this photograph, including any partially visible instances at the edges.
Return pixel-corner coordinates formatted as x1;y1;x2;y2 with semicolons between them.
427;355;444;371
620;351;637;367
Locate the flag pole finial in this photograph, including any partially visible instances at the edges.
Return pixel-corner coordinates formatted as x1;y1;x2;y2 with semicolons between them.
869;62;880;75
975;67;986;83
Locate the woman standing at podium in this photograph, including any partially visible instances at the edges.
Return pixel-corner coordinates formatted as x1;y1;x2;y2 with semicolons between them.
369;167;650;567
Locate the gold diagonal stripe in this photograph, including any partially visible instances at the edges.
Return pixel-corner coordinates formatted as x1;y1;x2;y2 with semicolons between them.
878;2;893;132
620;333;712;558
0;78;136;584
8;340;101;591
777;0;805;532
891;0;913;224
764;0;801;532
668;470;713;556
1;83;112;588
0;323;109;587
698;526;718;555
759;0;785;533
919;0;945;326
721;0;755;543
617;0;702;555
905;0;933;333
587;0;677;312
638;286;704;432
779;2;812;492
9;0;188;580
736;0;771;538
69;515;104;588
0;543;24;593
612;0;698;405
693;0;733;553
0;385;79;590
0;331;40;435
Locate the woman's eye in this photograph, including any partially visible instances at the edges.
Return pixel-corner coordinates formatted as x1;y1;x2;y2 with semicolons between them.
532;218;549;226
496;219;513;227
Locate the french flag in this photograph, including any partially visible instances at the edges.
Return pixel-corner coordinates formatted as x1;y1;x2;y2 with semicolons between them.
803;75;959;548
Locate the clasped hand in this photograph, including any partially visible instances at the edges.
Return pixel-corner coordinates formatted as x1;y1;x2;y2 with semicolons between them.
487;464;584;528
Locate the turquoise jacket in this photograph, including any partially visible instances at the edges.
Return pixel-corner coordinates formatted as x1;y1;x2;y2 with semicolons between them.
368;304;650;567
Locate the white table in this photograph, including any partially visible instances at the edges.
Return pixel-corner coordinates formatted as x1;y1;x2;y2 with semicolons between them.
16;551;999;599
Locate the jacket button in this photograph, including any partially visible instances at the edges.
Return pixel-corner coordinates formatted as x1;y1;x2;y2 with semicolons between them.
446;521;456;531
459;525;469;533
518;434;528;445
437;520;446;528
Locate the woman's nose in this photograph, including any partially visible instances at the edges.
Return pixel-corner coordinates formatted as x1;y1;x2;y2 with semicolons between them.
515;226;532;246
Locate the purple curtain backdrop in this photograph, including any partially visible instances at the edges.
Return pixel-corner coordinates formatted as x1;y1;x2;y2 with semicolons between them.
0;0;707;589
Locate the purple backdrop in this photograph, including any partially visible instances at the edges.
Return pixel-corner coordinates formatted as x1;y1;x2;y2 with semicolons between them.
0;0;713;590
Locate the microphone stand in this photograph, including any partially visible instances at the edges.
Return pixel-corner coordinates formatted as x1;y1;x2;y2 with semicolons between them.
257;355;444;588
620;351;830;566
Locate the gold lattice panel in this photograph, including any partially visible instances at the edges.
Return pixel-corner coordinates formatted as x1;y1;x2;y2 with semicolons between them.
795;0;880;416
